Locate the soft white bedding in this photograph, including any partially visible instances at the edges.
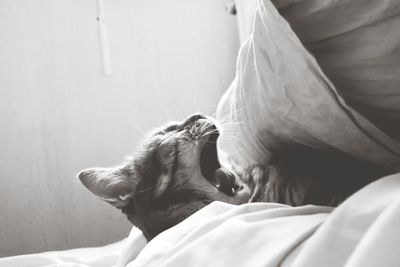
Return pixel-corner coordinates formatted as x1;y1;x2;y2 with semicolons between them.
2;173;400;267
0;240;125;267
123;174;400;267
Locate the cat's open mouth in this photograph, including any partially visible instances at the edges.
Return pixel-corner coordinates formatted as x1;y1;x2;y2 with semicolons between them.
199;126;240;196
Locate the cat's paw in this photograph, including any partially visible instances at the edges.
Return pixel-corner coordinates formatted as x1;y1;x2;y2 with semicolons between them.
241;164;271;202
250;164;269;184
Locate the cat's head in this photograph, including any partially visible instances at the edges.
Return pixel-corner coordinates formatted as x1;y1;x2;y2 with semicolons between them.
78;113;250;240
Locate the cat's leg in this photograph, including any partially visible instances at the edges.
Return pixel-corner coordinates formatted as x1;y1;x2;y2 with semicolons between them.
238;164;271;203
247;165;265;202
240;164;308;205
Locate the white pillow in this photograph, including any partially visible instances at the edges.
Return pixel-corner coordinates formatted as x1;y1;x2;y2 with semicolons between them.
273;0;400;139
216;0;400;173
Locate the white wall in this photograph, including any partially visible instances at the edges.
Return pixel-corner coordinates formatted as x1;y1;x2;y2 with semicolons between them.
0;0;239;256
236;0;258;43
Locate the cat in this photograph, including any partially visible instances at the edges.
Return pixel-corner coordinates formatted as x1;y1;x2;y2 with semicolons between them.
78;113;388;240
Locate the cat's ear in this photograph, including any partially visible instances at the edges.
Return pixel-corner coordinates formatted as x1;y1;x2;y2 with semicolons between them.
153;172;172;198
78;167;133;208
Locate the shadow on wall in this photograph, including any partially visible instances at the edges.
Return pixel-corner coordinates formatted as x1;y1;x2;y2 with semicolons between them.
0;0;239;257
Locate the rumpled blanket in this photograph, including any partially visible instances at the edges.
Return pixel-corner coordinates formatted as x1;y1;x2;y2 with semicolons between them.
122;173;400;267
3;173;400;267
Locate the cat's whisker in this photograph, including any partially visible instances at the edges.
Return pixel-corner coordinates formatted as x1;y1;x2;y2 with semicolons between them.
217;133;241;140
196;96;204;114
217;124;244;131
216;124;242;131
219;130;242;136
201;133;218;139
219;125;242;131
135;185;156;195
218;115;245;122
216;107;247;122
178;96;193;119
198;123;207;131
222;131;242;137
201;128;220;137
217;120;240;125
217;123;245;131
130;124;148;136
217;115;245;125
199;122;217;135
202;129;219;136
159;102;175;121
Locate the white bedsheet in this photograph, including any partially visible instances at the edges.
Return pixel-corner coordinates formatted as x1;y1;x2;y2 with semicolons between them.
0;239;126;267
125;173;400;267
2;173;400;267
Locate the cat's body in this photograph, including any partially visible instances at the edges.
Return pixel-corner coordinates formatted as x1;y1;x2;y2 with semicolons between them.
79;114;387;240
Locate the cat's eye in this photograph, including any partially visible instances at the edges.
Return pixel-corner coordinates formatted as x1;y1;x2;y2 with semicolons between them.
164;124;179;132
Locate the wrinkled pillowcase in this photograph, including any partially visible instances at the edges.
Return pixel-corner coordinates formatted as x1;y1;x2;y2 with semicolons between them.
273;0;400;139
216;0;400;172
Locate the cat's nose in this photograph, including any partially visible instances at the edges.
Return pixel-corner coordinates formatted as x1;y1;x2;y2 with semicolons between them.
77;169;95;182
184;113;206;125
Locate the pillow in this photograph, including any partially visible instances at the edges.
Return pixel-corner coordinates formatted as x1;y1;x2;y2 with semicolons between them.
273;0;400;140
216;0;400;176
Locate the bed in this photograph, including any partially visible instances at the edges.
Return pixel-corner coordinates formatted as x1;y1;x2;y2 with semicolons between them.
2;0;400;266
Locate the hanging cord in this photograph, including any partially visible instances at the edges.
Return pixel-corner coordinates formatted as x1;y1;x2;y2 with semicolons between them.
225;1;237;15
96;0;112;76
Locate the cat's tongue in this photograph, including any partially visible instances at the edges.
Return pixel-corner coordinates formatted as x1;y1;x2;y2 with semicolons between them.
213;168;236;196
